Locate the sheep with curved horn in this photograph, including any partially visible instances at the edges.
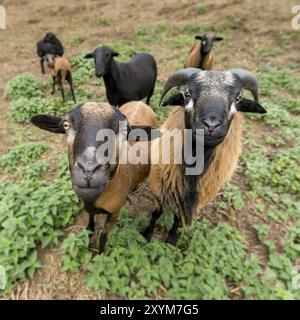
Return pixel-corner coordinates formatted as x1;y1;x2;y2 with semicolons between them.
144;68;266;244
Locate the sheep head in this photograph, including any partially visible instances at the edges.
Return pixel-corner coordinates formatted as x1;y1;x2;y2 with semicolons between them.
31;102;157;204
160;68;266;146
195;33;223;54
84;46;119;78
44;32;56;42
44;54;56;68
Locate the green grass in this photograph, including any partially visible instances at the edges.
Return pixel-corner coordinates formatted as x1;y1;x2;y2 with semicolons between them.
258;67;300;97
197;5;208;15
133;21;172;43
60;210;299;300
219;184;244;211
5;73;45;100
11;97;72;123
70;53;95;85
0;154;82;292
69;35;86;47
0;142;48;172
95;18;114;26
236;59;300;299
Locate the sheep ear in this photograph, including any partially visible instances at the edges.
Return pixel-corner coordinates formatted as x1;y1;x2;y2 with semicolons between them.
84;52;94;59
162;92;184;107
31;115;65;133
214;37;223;41
195;36;203;40
112;51;119;57
127;126;161;141
237;98;267;114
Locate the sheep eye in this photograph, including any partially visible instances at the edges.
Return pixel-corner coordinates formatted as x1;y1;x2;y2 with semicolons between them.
236;93;243;103
184;91;191;100
62;120;70;130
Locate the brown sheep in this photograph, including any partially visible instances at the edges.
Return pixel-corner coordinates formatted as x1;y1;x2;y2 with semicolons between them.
184;33;223;70
31;101;159;252
45;54;76;103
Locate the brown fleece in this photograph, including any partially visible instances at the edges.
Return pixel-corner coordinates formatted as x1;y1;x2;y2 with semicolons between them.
197;112;243;209
50;56;71;81
120;101;157;128
184;42;215;70
201;50;215;70
94;101;157;225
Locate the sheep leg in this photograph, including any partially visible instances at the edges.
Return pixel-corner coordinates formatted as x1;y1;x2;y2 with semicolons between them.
57;72;65;102
146;88;154;105
141;207;162;241
87;213;95;234
51;76;56;94
166;215;181;245
60;85;65;102
40;57;45;74
85;205;110;239
67;72;76;103
98;212;118;254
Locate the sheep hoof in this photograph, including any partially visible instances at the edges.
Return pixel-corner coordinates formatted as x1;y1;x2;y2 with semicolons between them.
165;234;178;246
97;247;105;255
98;232;107;254
140;229;153;242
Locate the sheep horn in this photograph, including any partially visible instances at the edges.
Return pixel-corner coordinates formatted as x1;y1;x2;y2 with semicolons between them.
230;69;259;102
160;68;201;106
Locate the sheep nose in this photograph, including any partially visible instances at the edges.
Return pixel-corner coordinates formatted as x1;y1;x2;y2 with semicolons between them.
203;116;222;132
96;69;105;77
77;162;101;180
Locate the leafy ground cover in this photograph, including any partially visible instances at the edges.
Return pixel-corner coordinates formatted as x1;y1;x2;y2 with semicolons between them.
0;0;299;299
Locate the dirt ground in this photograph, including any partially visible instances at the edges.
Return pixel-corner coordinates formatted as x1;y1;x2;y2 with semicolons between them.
0;0;299;299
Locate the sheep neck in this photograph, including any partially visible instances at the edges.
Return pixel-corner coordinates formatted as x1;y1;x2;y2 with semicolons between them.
103;59;122;102
199;49;209;68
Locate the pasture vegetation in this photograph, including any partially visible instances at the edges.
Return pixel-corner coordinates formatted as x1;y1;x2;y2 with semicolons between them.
69;35;86;47
0;17;300;299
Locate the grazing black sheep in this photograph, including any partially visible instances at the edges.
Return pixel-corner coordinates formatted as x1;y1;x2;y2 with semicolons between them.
84;46;157;106
36;32;64;74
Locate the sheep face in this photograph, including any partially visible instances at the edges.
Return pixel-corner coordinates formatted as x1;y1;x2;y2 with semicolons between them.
31;102;156;204
160;69;266;147
45;54;55;68
183;71;242;145
64;103;124;203
195;33;223;54
84;46;119;78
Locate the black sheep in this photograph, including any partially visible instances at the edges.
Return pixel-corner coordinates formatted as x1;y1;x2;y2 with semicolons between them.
36;32;64;74
84;46;157;106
